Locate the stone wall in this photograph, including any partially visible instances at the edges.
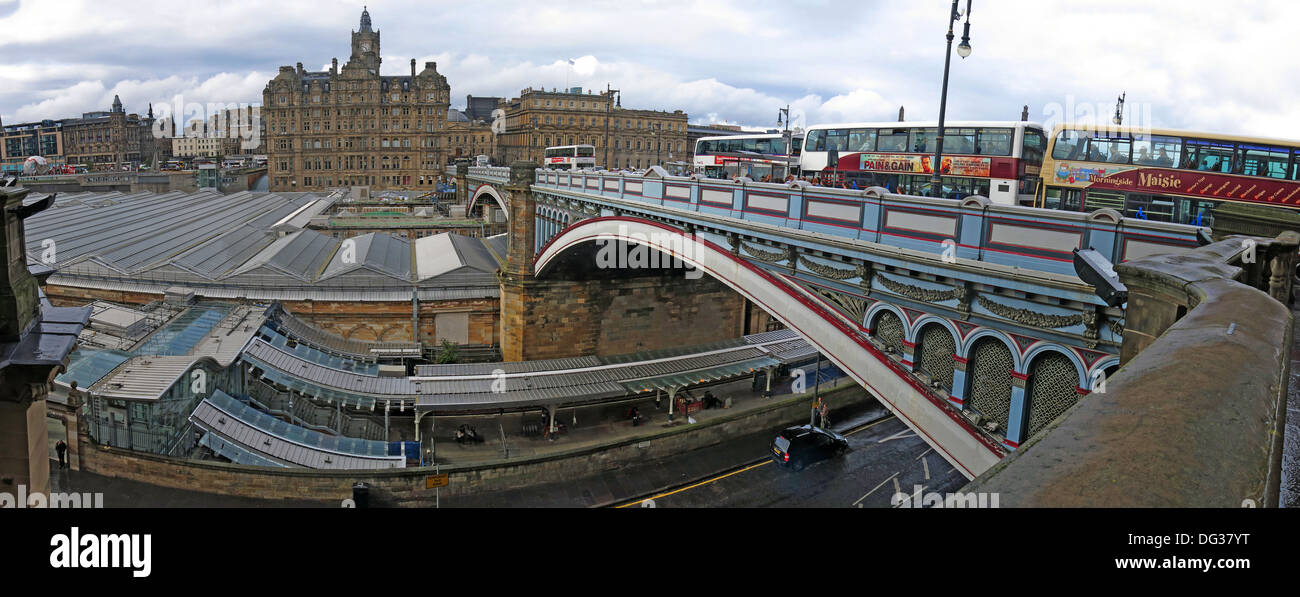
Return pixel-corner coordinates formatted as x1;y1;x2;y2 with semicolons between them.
501;272;747;361
77;385;870;506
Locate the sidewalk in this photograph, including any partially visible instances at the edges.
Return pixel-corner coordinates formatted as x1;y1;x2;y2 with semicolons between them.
412;371;856;467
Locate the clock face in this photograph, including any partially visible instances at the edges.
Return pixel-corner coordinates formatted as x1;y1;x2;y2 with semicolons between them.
361;42;370;52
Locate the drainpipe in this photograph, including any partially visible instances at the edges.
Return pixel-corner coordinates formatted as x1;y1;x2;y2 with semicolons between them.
412;288;420;343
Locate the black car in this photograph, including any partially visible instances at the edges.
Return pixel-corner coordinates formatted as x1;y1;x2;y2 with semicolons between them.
770;425;849;471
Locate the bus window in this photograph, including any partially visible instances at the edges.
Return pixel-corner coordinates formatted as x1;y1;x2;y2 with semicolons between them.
1185;140;1235;173
848;129;875;152
1084;190;1125;212
910;128;937;153
791;137;803;156
1043;187;1081;211
978;128;1013;156
806;130;825;152
878;129;909;152
1099;137;1131;164
1126;194;1174;222
826;129;849;152
1236;145;1288;178
1294;150;1300;180
946;128;977;154
1132;135;1181;167
1052;130;1088;161
1176;198;1219;227
1020;129;1046;164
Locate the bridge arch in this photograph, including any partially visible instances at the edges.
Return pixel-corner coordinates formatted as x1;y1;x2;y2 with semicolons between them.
911;317;961;393
1022;347;1087;438
866;307;907;356
1086;356;1122;392
958;328;1023;371
534;216;1005;478
469;184;508;218
1020;343;1088;388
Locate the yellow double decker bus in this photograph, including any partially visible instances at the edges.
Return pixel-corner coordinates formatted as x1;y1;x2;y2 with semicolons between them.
1037;124;1300;227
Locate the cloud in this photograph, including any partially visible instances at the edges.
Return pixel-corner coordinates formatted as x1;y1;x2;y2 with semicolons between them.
1;0;1297;141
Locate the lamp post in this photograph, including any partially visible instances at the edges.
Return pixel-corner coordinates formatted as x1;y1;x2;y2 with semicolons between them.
778;105;792;176
653;125;661;166
930;0;972;198
602;84;620;168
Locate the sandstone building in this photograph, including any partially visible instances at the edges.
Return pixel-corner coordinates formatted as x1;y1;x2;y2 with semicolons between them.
264;7;452;192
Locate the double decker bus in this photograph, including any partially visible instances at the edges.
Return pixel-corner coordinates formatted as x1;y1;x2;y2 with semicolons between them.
1037;124;1300;227
544;144;596;170
799;120;1047;204
693;132;804;180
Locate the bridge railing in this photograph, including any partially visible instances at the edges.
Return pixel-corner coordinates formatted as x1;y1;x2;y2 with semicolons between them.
964;231;1298;506
467;166;509;182
519;168;1205;278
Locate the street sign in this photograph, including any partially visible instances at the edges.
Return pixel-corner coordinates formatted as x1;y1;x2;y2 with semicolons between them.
425;473;450;489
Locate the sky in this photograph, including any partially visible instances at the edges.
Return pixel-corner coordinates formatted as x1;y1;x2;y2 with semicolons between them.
1;0;1297;140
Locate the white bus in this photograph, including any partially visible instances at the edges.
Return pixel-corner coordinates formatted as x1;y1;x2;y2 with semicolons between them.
693;133;803;180
799;120;1047;205
544;145;597;170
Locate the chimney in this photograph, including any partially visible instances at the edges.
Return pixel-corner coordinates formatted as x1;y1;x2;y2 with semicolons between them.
1021;105;1029;122
332;57;338;74
296;62;303;75
898;106;905;122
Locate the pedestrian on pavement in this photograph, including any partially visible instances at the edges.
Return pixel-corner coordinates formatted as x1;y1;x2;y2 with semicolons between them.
55;440;67;469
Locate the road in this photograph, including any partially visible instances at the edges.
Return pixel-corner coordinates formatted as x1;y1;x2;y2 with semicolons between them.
615;416;967;508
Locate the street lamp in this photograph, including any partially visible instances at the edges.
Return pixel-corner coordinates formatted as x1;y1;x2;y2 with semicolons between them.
930;0;972;198
652;125;661;167
602;84;620;168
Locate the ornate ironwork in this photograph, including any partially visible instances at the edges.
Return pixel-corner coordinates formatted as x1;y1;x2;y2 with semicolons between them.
1026;352;1081;436
954;282;972;319
1107;318;1124;339
798;255;860;281
876;274;962;303
976;296;1082;329
741;241;787;264
967;337;1014;432
916;324;956;392
1080;308;1099;349
872;310;906;356
809;286;867;326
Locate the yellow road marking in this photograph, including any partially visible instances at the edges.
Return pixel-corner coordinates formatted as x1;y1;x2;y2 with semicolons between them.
616;460;771;508
616;415;898;508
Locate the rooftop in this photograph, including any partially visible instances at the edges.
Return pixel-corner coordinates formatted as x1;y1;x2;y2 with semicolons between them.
22;189;501;301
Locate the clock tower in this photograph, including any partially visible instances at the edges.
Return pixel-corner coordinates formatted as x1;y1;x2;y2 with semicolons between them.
349;6;381;72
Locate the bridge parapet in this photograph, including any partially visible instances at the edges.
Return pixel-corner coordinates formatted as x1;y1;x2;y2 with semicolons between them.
475;167;1207;279
468;166;509;183
965;231;1298;506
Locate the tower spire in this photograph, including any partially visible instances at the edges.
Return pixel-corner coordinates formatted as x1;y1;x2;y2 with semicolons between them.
359;6;372;32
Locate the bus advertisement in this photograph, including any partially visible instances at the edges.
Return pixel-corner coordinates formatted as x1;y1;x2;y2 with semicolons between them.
799;120;1047;204
1037;125;1300;227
